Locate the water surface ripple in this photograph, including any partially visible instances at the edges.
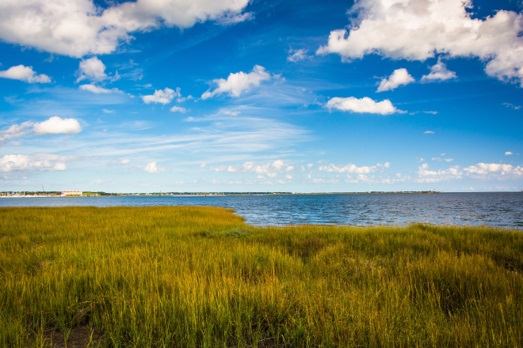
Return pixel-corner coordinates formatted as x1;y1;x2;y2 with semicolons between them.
1;193;522;229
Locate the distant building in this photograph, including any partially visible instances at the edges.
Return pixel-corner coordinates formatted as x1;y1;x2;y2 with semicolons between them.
61;190;83;196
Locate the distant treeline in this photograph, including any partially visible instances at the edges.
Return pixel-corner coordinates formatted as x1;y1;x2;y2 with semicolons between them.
0;191;117;197
1;191;442;197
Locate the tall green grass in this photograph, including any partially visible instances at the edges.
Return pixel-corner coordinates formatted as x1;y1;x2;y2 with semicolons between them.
0;206;522;347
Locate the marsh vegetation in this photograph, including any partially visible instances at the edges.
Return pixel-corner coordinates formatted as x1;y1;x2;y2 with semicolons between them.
0;206;522;347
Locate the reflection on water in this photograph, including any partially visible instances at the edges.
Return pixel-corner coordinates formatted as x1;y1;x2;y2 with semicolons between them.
1;193;522;229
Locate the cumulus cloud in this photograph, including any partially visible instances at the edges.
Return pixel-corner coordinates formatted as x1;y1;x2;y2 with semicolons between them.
142;87;180;104
0;0;251;57
319;162;390;174
326;96;400;115
422;60;457;81
79;84;120;94
0;65;51;83
377;68;414;92
287;48;311;63
0;122;34;143
417;163;462;183
424;130;435;135
144;161;158;173
0;154;66;172
505;151;513;156
317;162;393;184
77;57;107;82
1;116;82;142
211;160;294;179
464;163;523;178
317;0;523;86
417;162;523;182
170;106;186;113
33;116;82;135
201;65;272;99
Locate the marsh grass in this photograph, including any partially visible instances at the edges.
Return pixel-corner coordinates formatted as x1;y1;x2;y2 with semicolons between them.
0;207;522;347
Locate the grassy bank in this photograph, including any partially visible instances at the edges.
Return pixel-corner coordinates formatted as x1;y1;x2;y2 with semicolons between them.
0;206;522;347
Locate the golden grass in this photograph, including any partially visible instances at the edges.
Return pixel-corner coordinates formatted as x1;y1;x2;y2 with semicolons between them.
0;206;522;347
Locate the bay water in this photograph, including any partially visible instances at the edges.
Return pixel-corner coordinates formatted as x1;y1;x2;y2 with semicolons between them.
1;192;522;229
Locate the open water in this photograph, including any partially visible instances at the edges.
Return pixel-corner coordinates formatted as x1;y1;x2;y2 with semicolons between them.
1;193;522;229
0;192;523;229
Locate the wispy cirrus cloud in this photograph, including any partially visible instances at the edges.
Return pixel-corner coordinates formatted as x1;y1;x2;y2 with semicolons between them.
79;84;122;94
287;48;311;63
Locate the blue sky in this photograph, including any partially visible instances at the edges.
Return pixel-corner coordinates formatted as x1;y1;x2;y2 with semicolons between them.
1;0;522;193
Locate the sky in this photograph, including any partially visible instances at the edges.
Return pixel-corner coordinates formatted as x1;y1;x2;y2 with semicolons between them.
0;0;522;193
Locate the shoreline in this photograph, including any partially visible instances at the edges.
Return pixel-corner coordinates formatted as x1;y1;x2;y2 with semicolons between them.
5;190;523;198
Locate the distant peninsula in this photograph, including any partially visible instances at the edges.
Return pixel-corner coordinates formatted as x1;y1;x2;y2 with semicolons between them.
0;190;443;198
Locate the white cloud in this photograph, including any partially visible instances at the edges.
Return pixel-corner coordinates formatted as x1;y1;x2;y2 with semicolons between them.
0;65;51;83
0;154;66;172
0;122;34;143
417;162;523;182
505;151;513;156
144;161;158;173
170;106;187;113
502;103;521;110
79;84;120;94
319;162;390;174
0;0;251;58
326;96;400;115
417;163;462;183
33;116;82;135
377;68;414;92
211;160;295;179
464;163;523;178
77;57;107;82
217;11;254;25
1;116;81;142
317;0;523;86
422;60;457;81
287;48;310;63
317;162;393;184
201;65;272;99
424;130;435;135
142;87;180;104
432;156;454;163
